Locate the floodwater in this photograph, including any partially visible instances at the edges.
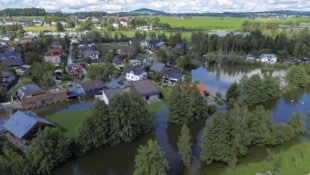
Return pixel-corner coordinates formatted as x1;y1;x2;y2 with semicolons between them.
49;65;310;175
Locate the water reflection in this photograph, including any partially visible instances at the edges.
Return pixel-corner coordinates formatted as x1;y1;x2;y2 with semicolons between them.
52;65;310;175
191;65;286;97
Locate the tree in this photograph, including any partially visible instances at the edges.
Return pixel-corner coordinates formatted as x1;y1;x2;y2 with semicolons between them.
177;125;192;168
134;140;169;175
24;51;40;65
0;86;7;102
168;82;208;125
26;127;70;174
10;156;33;175
56;21;64;32
0;156;10;175
77;100;110;154
200;112;247;165
109;92;152;145
238;74;280;106
285;65;309;88
248;106;275;146
29;62;54;87
226;82;239;108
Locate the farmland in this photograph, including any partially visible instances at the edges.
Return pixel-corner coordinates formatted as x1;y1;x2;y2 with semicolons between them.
23;25;57;32
158;16;247;31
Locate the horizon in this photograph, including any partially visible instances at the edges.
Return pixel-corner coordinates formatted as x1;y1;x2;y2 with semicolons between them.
0;0;309;13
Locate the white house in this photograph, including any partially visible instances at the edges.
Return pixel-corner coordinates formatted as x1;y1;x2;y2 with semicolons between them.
125;67;147;81
259;54;277;64
96;88;123;105
245;54;255;61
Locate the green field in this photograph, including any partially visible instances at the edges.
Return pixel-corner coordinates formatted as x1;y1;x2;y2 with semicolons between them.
158;16;247;31
23;26;56;32
221;141;310;175
7;16;45;20
46;102;166;138
46;110;89;138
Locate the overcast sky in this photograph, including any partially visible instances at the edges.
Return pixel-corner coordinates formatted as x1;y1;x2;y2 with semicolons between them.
0;0;309;13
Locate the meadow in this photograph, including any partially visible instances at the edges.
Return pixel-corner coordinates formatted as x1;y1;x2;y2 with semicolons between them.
222;141;310;175
23;25;57;32
158;16;247;31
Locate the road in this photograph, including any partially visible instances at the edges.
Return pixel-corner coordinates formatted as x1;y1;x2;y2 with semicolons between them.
67;44;73;66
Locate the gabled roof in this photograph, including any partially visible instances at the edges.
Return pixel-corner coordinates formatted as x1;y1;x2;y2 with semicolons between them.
150;62;165;72
80;80;105;92
102;88;123;100
163;70;183;79
131;79;160;96
112;56;121;64
126;67;144;75
17;84;42;98
3;111;54;139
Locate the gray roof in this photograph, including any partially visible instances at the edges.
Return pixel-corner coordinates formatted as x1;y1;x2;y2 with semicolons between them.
18;84;41;95
3;111;54;139
126;67;144;75
131;79;160;96
163;70;183;79
150;62;165;73
102;88;123;100
17;84;41;98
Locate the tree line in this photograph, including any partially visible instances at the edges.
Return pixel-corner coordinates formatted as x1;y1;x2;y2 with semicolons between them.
0;8;46;16
200;104;305;165
191;29;310;59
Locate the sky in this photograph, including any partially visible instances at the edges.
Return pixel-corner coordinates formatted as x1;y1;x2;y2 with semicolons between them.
0;0;309;13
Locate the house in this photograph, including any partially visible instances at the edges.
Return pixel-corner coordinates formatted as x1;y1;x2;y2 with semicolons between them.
33;18;43;26
65;63;84;77
19;36;36;45
112;56;124;69
44;52;61;66
80;80;105;95
259;54;277;64
98;88;123;105
3;110;54;151
162;70;183;86
0;52;23;67
16;84;68;109
246;54;255;61
79;46;100;59
112;22;119;29
121;48;136;58
129;59;142;67
0;71;16;90
150;40;165;50
18;19;33;27
130;80;161;103
125;67;147;81
150;62;165;73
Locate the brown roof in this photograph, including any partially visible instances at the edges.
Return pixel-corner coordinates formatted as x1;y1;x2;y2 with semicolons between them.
102;88;123;100
80;80;105;92
131;80;160;96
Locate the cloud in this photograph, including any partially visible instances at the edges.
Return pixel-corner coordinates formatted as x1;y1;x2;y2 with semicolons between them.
0;0;309;13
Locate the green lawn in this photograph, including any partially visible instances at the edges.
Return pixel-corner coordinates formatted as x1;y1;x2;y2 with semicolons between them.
158;16;247;31
45;101;166;138
222;141;310;175
147;102;166;113
23;26;57;32
46;110;89;138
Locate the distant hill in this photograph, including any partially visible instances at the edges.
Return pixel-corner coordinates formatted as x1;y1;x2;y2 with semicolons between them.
128;8;167;15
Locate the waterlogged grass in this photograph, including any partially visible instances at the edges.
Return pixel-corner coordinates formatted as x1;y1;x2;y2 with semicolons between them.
46;110;89;138
147;102;166;113
45;102;166;137
158;16;246;31
23;26;57;32
222;141;310;175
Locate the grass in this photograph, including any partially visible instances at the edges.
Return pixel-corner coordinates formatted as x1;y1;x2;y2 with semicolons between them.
45;101;166;138
147;102;166;113
23;26;57;32
158;16;247;31
46;110;89;138
221;141;310;175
